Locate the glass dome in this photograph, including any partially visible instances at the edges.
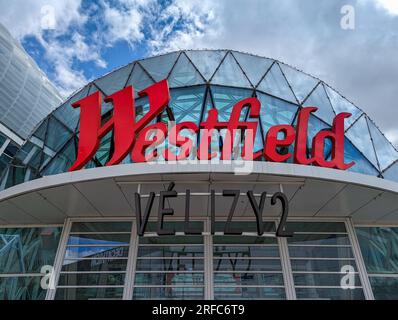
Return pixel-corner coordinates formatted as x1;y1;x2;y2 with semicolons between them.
2;49;398;190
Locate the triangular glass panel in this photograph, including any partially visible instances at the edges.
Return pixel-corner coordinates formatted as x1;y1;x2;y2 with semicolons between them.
210;86;253;122
32;118;48;141
302;83;335;125
169;86;206;125
343;138;379;176
345;115;379;170
232;51;273;88
279;63;318;104
41;139;76;176
257;92;298;134
186;50;227;81
366;117;398;171
54;84;90;132
384;161;398;182
95;130;113;166
139;52;179;82
211;52;252;88
168;53;204;88
126;63;155;97
257;63;297;104
94;64;133;96
324;85;362;128
45;116;73;154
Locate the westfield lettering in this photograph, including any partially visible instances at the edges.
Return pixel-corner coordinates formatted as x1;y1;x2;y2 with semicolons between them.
69;79;354;171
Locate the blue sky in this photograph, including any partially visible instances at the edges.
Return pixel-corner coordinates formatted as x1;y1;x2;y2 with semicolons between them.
0;0;398;145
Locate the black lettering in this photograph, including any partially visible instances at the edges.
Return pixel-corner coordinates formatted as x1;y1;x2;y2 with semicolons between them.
157;182;177;235
223;190;242;235
272;192;293;237
247;191;266;235
135;192;155;236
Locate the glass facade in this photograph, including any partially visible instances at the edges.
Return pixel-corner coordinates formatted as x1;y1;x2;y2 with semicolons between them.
0;221;396;300
1;50;398;191
0;23;62;140
0;226;62;299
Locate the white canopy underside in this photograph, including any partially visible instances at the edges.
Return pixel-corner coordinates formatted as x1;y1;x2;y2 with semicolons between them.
0;161;397;225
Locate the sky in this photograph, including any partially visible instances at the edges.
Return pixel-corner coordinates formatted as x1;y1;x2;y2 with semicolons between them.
0;0;397;146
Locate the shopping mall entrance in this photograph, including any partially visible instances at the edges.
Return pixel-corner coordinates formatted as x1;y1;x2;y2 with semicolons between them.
47;218;372;300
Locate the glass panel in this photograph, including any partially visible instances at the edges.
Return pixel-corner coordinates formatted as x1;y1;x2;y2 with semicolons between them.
232;51;273;87
0;227;62;274
41;138;76;175
126;63;154;97
139;236;203;245
214;259;282;272
257;92;298;133
168;52;204;87
279;63;318;103
367;117;398;171
209;86;253;122
384;161;398;182
295;288;364;300
133;287;204;300
287;233;350;246
0;276;45;300
45;116;73;153
62;259;128;272
291;259;358;272
370;277;398;300
70;222;132;233
294;273;361;287
58;273;125;286
138;246;204;257
289;246;353;258
214;273;284;286
257;63;297;103
53;85;90;131
343;138;379;176
214;287;285;300
302;83;335;125
186;50;227;81
286;222;347;233
55;287;123;300
94;64;133;95
345;115;379;169
136;258;204;272
356;227;398;274
67;234;131;245
211;52;252;88
324;85;362;127
134;273;204;285
65;246;129;259
214;246;280;257
139;52;179;82
169;86;206;125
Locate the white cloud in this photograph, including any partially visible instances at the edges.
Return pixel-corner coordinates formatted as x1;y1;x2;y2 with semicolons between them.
0;0;84;39
373;0;398;15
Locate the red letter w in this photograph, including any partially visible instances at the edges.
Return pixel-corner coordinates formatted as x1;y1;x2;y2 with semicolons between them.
68;80;170;171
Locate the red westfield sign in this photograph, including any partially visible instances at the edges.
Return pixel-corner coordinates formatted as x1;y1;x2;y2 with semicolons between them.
68;80;354;171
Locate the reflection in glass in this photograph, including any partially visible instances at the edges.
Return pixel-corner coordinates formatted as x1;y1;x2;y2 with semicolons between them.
135;273;204;286
0;227;62;274
133;287;204;300
215;287;286;300
0;276;45;300
62;259;128;272
55;287;124;300
136;258;204;272
295;288;364;300
214;273;284;286
58;273;125;286
369;277;398;300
